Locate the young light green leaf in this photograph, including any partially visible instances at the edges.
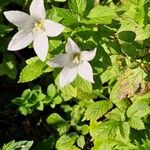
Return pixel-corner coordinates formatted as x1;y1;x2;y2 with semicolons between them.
2;140;33;150
128;117;145;130
68;0;87;15
90;120;120;140
127;98;150;118
77;135;85;149
73;76;92;94
83;100;113;121
56;133;79;150
87;6;116;24
47;84;56;98
61;85;77;98
19;57;52;83
71;105;85;126
56;8;78;25
47;113;70;135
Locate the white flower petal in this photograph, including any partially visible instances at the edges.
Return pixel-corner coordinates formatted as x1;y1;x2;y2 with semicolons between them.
30;0;45;19
78;61;94;83
81;48;97;61
44;20;64;37
59;66;77;87
4;11;35;28
33;32;48;61
8;29;33;51
47;54;71;68
65;38;80;53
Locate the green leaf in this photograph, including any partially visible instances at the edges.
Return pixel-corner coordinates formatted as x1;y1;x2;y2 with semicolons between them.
68;0;87;15
127;98;150;118
77;135;85;149
19;57;52;83
83;100;113;121
56;8;78;25
105;108;125;122
118;31;136;42
2;140;33;150
90;120;120;140
128;117;145;130
87;6;116;24
71;105;85;126
47;84;56;98
61;85;77;98
56;133;79;150
119;122;130;139
121;43;139;57
47;113;70;135
73;76;92;94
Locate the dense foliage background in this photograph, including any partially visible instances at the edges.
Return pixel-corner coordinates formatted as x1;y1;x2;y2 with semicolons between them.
0;0;150;149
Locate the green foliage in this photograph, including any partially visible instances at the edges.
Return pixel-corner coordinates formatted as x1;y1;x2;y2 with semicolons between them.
56;133;79;150
19;57;52;83
83;100;113;121
47;113;70;135
1;0;150;149
2;140;33;150
87;6;116;24
13;86;46;115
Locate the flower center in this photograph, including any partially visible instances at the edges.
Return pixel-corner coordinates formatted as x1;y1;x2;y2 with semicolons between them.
72;53;81;64
33;21;44;31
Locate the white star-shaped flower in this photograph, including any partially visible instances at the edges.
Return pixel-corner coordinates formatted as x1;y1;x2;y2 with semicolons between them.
48;38;96;87
4;0;64;61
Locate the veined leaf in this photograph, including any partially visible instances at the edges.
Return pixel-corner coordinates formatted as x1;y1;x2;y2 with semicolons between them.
68;0;87;15
56;133;79;150
127;98;150;118
128;117;145;130
87;6;116;24
90;120;120;140
19;57;52;83
83;100;113;121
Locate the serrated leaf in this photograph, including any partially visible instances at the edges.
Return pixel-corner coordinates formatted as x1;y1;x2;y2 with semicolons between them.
119;122;130;139
56;133;79;150
56;8;78;25
83;100;113;121
71;105;85;126
105;108;125;122
2;140;33;150
19;57;52;83
73;76;92;94
127;98;150;118
68;0;87;15
77;136;85;149
76;89;96;100
87;6;116;24
128;117;145;130
90;120;120;140
61;84;77;98
47;113;70;135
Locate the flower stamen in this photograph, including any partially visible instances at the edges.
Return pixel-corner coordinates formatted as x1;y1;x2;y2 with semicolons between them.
33;21;44;31
72;52;81;64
